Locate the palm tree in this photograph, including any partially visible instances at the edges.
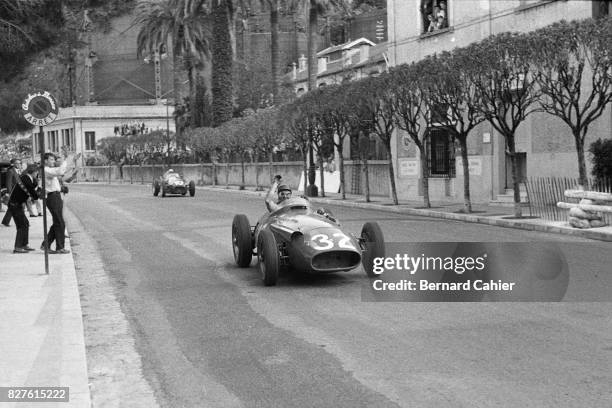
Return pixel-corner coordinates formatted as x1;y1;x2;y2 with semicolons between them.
134;0;209;120
211;0;235;126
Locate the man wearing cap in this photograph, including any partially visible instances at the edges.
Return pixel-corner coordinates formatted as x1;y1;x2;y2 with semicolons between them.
265;175;292;212
1;158;21;227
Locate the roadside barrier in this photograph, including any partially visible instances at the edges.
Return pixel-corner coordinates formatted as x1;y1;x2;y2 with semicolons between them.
557;190;612;229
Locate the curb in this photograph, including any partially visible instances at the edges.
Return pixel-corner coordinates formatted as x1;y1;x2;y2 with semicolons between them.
198;186;612;242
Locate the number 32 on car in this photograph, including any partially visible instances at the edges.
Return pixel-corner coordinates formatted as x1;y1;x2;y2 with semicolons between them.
309;233;355;250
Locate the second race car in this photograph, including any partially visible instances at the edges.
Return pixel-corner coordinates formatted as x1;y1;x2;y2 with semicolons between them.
153;169;196;197
231;197;385;286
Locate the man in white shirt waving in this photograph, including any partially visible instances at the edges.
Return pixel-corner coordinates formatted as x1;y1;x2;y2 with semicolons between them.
42;151;79;254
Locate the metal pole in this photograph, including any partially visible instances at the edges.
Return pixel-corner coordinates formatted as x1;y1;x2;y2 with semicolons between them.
39;126;49;275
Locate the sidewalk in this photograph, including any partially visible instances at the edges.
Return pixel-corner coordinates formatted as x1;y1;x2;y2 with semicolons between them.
0;211;90;407
201;185;612;242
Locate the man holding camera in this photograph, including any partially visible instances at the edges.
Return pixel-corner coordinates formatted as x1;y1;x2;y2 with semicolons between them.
41;151;78;254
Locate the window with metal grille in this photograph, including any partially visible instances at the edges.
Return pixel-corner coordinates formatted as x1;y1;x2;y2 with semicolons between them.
426;127;455;178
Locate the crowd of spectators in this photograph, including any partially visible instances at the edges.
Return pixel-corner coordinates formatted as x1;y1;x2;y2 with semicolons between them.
422;0;448;34
114;121;149;137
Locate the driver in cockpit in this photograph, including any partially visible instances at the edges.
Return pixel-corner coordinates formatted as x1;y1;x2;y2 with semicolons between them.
265;175;292;212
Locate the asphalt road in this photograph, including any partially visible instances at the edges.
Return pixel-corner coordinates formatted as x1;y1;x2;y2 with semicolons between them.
66;184;612;408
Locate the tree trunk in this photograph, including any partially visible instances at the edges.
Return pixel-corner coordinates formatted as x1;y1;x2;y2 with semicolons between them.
319;154;325;197
507;137;523;218
172;41;185;137
338;145;345;199
303;157;308;195
254;155;261;191
307;3;318;92
458;135;472;213
212;0;233;127
270;3;280;102
574;130;588;188
363;158;370;203
212;161;217;186
240;155;245;190
269;151;274;184
225;161;229;188
420;149;431;208
385;142;398;205
188;64;197;130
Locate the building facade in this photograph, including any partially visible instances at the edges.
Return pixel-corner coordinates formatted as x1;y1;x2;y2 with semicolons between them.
32;104;175;160
387;0;612;204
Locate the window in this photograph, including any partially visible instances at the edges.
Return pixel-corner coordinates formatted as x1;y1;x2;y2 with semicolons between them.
47;130;58;152
85;131;96;151
62;129;73;150
421;0;449;35
593;0;610;19
426;127;455;178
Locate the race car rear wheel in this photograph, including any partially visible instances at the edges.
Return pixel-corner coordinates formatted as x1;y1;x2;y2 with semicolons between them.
153;180;160;196
232;214;252;267
258;229;279;286
361;222;385;278
189;180;196;197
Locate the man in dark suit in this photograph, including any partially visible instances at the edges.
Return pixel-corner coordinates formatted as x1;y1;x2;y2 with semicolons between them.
1;158;21;227
8;163;39;253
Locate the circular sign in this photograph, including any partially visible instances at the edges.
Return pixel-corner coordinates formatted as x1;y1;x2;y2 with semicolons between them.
22;91;59;126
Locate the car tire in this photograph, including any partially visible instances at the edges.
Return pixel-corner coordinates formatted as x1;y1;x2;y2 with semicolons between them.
189;180;196;197
161;184;166;197
258;229;279;286
361;222;385;278
232;214;252;267
153;180;160;196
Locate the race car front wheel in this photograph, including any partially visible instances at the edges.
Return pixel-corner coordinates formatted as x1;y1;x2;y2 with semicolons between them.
232;214;252;267
258;229;279;286
361;222;385;278
189;181;196;197
153;180;160;196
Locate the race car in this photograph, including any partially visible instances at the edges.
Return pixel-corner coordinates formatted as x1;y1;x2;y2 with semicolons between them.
153;169;196;197
231;197;385;286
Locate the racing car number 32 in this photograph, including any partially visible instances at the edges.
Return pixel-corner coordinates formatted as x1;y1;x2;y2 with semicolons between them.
310;233;355;250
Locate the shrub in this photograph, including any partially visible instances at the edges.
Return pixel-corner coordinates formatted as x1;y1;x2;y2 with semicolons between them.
588;138;612;181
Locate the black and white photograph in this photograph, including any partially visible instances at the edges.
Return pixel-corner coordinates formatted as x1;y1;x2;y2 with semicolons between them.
1;0;612;407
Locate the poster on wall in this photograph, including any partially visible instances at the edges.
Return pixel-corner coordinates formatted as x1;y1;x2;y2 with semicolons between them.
456;157;482;176
398;158;419;177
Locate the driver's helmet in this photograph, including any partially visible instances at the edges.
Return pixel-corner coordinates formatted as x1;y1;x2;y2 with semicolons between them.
277;184;292;202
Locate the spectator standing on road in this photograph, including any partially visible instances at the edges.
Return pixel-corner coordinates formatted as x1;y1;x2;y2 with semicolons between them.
8;163;39;253
41;152;78;254
2;158;22;227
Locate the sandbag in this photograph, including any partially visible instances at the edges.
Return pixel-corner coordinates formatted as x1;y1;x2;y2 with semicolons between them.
568;216;591;229
568;207;602;220
589;219;608;228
